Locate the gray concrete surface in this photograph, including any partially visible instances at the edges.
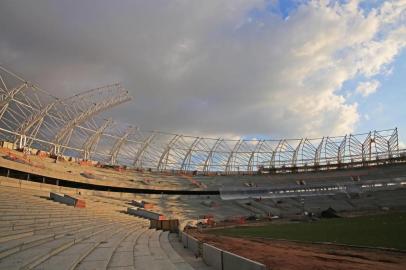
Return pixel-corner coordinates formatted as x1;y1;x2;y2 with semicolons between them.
222;250;266;270
202;243;222;270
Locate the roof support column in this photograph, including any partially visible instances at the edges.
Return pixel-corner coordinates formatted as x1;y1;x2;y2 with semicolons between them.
0;83;27;120
50;84;131;156
337;135;347;164
291;139;304;168
225;140;243;174
314;137;324;166
133;132;156;168
109;126;135;165
180;137;201;172
247;140;264;173
270;139;284;168
157;134;182;171
388;128;398;157
203;138;222;174
82;118;112;160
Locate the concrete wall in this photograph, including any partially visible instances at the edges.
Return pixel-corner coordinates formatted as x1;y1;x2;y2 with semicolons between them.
181;231;188;248
187;234;200;257
202;243;222;270
222;250;266;270
178;230;182;241
181;231;267;270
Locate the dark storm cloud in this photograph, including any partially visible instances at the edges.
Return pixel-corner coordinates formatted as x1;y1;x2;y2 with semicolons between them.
1;1;405;139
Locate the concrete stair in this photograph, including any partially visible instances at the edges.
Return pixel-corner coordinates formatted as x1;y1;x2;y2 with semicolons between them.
0;185;210;270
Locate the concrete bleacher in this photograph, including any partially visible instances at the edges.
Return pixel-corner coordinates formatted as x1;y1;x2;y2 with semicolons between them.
0;185;216;270
0;180;405;270
249;188;406;217
196;163;406;190
1;160;406;269
87;186;406;221
0;149;202;191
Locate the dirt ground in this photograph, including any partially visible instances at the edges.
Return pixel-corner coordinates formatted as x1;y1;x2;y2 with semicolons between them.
190;230;406;270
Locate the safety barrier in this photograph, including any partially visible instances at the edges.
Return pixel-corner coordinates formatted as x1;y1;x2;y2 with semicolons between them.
222;249;266;270
180;231;267;270
202;243;223;270
188;234;200;257
181;231;188;247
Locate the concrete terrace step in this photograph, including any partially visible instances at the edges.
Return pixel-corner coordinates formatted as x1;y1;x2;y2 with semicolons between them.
0;217;121;232
0;219;124;260
1;216;145;232
0;221;136;270
0;230;34;244
168;233;214;270
130;229;197;270
0;197;121;211
159;231;195;270
0;209;128;217
0;219;106;243
0;211;108;218
0;210;77;215
0;214;123;223
34;223;142;270
107;226;149;269
0;209;88;215
0;216;105;228
0;206;72;212
74;225;139;270
133;229;177;270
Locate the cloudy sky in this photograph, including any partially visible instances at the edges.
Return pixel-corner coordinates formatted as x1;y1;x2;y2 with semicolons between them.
1;0;405;144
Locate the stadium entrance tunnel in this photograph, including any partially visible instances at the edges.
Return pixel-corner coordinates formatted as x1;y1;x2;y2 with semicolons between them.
0;166;219;195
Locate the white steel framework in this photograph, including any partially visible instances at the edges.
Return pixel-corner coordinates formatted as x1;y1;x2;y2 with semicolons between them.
0;65;404;174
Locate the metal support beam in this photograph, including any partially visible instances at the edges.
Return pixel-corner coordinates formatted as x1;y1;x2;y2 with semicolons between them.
82;118;112;160
2;64;401;173
314;137;324;166
337;135;346;164
349;134;363;162
225;140;243;174
361;131;372;162
388;128;399;157
50;84;131;156
180;137;201;172
157;134;182;171
133;132;157;167
109;126;135;165
203;138;222;174
291;139;304;167
247;140;264;173
16;102;55;147
0;83;27;120
270;139;284;168
18;102;55;134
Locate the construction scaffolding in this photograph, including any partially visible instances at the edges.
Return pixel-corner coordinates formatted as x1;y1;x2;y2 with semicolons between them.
0;65;404;174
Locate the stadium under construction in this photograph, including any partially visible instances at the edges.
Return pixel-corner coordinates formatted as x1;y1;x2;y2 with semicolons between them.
1;65;406;270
